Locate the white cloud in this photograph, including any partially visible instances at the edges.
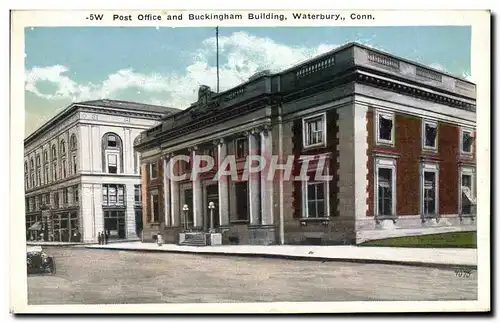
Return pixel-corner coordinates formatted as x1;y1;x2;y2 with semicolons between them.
429;63;445;71
25;32;338;110
461;72;474;83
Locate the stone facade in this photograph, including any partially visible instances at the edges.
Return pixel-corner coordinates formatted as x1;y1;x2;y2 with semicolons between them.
24;100;177;243
135;42;477;245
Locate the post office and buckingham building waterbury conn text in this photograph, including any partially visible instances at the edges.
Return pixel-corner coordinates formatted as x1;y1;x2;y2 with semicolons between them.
24;43;477;246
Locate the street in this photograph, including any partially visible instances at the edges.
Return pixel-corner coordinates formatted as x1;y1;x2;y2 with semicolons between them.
27;247;477;304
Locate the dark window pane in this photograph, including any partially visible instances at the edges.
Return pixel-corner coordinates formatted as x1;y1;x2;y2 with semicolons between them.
308;201;317;218
235;182;249;220
379;116;393;141
307;184;316;200
462;133;473;152
425;124;437;147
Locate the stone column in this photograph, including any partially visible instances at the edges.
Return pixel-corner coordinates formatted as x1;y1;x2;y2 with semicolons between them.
170;155;180;227
140;164;149;229
260;128;274;225
125;183;138;239
191;147;203;229
163;157;171;227
216;138;230;226
248;130;261;225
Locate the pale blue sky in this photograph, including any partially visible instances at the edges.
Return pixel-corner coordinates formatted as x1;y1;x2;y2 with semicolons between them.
24;26;471;136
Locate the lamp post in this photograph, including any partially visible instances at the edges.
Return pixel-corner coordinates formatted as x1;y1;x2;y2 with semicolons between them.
208;201;216;233
182;204;189;231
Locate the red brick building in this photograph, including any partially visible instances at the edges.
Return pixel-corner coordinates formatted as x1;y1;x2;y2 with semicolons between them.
134;43;476;245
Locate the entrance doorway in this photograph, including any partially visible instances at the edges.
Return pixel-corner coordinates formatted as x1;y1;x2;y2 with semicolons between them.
103;210;126;239
205;184;219;231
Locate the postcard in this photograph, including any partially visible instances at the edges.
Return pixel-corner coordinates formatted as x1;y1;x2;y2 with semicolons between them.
10;8;491;314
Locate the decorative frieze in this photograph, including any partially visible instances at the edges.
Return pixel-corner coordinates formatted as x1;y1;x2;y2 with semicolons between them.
296;56;335;79
416;66;443;82
224;87;245;101
367;51;400;70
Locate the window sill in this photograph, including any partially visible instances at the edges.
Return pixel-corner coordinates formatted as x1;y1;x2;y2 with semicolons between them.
299;217;330;226
230;220;250;224
374;214;398;224
303;142;326;150
422;146;438;153
375;139;394;147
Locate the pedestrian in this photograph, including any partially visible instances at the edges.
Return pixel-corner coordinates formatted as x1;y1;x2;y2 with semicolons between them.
156;232;163;246
98;232;102;245
104;230;109;245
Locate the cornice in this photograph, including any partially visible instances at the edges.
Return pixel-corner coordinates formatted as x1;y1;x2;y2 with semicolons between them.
136;95;276;151
356;73;476;112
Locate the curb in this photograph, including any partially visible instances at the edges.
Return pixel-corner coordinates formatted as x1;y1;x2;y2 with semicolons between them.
84;246;477;270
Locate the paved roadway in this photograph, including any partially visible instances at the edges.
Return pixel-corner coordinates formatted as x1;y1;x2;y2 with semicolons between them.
27;247;477;304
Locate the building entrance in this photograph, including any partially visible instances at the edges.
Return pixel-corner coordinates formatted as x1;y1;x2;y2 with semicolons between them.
103;210;126;239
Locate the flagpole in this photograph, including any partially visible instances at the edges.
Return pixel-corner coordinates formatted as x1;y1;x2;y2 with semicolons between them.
216;26;220;93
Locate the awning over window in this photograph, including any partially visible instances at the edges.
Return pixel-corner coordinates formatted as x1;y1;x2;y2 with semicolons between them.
462;186;477;204
28;222;42;231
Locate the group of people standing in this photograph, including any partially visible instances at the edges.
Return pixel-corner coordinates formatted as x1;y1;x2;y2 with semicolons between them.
97;230;110;245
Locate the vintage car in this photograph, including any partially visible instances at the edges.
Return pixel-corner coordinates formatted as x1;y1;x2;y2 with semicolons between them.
26;246;56;275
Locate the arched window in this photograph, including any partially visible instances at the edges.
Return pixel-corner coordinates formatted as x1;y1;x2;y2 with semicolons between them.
51;144;57;160
43;150;48;163
70;134;77;150
102;132;124;174
30;158;34;171
36;154;41;167
60;140;66;155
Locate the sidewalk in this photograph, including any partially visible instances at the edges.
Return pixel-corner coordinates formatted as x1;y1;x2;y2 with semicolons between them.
86;241;477;268
27;238;140;247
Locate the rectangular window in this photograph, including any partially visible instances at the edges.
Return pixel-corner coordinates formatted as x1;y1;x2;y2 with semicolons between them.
53;162;58;181
150;162;158;179
109;187;117;204
150;190;159;223
423;120;438;150
72;155;77;174
303;113;326;148
378;169;393;216
44;165;49;183
73;185;79;203
376;111;395;145
134;185;142;205
460;168;476;215
25;198;29;211
460;128;474;154
235;182;249;221
102;184;125;206
420;163;439;217
53;192;59;208
375;158;396;218
63;188;69;204
304;182;327;218
235;138;249;159
108;135;117;147
118;186;124;205
28;197;33;211
62;160;67;178
108;154;118;174
102;186;108;205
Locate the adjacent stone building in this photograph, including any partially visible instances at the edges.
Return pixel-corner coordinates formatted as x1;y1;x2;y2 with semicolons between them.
24;99;179;243
134;42;477;245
